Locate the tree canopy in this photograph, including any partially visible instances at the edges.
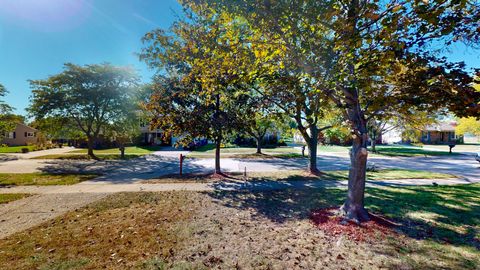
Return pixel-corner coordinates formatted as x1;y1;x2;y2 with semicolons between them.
28;63;140;158
167;0;480;222
456;117;480;137
140;11;260;174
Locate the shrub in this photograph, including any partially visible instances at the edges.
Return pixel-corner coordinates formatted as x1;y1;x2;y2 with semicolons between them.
21;147;30;153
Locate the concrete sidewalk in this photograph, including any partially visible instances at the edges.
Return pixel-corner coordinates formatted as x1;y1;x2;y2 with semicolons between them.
0;176;473;195
0;193;107;239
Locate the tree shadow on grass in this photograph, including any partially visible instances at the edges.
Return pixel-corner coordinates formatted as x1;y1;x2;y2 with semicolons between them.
366;184;480;249
207;184;480;250
38;155;209;184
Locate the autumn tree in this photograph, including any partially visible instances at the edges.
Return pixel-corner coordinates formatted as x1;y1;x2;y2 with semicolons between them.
189;0;480;222
28;63;139;159
456;117;480;137
140;11;258;175
255;72;337;173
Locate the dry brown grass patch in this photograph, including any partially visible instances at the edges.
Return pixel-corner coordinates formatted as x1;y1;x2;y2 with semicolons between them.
0;192;201;270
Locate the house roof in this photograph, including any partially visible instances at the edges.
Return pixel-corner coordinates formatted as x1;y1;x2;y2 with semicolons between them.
424;122;456;132
16;123;38;132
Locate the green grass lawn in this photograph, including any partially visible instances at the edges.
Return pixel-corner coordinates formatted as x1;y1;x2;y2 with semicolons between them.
188;144;306;159
32;154;141;160
371;145;460;157
0;173;99;186
189;144;349;159
1;184;478;269
366;183;480;256
33;146;163;160
0;145;37;153
424;143;480;153
317;144;350;153
69;146;162;155
0;193;30;204
322;168;456;180
240;169;456;182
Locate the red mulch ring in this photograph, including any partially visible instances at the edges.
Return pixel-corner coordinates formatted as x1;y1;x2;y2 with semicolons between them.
310;207;398;242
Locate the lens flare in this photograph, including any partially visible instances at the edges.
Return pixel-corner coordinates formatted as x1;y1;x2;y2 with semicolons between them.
0;0;90;32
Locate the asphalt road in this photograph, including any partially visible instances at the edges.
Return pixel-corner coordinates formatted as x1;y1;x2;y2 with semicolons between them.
0;150;478;184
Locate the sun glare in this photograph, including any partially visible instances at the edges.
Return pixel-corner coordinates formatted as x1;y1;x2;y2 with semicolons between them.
0;0;90;32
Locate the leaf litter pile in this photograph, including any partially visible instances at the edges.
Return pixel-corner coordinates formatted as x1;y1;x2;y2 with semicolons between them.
310;207;398;242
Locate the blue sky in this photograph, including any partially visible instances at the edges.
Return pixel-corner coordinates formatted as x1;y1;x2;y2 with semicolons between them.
0;0;479;116
0;0;182;115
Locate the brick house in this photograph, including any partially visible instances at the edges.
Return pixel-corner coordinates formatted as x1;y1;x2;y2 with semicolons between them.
2;123;39;146
420;122;457;144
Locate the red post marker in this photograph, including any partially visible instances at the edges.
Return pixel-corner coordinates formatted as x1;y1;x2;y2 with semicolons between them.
179;154;183;176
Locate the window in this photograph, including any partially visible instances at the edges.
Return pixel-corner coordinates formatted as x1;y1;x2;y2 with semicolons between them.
25;132;35;138
7;132;15;139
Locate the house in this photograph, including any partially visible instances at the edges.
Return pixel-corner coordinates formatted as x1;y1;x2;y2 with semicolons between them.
420;122;458;144
140;124;174;146
2;123;39;146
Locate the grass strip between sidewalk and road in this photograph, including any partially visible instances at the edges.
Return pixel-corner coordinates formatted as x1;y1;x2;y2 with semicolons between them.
144;169;456;184
32;146;163;160
244;169;456;181
0;145;37;153
0;173;99;186
0;193;31;204
370;145;462;157
31;154;140;160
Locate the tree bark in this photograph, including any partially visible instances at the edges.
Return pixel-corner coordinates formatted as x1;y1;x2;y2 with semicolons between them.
214;137;221;174
256;138;262;154
87;136;97;160
341;128;370;223
371;135;376;153
307;126;319;174
255;134;265;154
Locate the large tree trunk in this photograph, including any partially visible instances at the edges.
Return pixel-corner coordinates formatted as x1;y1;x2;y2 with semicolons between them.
307;126;319;174
256;138;262;154
341;126;370;223
214;137;221;174
87;136;97;160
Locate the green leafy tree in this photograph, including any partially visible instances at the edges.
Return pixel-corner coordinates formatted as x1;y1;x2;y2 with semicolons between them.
30;117;85;144
140;12;255;175
0;84;17;139
255;72;337;173
244;111;277;154
189;0;480;222
106;96;143;159
28;63;139;159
